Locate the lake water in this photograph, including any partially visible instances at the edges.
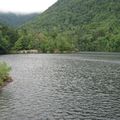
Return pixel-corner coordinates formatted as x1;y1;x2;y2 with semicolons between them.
0;53;120;120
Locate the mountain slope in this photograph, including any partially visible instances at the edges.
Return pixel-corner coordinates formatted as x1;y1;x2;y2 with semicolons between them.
26;0;120;30
0;12;39;27
23;0;120;52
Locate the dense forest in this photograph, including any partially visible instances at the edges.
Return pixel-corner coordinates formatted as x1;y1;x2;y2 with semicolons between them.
0;0;120;54
0;23;18;54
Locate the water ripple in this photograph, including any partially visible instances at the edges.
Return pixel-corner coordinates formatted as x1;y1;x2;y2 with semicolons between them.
0;53;120;120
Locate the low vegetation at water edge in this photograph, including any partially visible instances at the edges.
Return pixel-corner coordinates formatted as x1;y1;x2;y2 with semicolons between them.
0;62;11;86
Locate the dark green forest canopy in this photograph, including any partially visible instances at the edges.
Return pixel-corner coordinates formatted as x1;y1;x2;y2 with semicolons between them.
1;0;120;53
0;23;18;54
22;0;120;52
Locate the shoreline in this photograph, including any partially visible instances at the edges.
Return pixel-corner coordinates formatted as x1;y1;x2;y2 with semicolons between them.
0;77;13;90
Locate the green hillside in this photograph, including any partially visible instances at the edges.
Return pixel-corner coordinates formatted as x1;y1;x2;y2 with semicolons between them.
0;12;39;27
23;0;120;52
1;0;120;53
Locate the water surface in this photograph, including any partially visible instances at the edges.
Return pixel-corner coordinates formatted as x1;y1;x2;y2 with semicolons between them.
0;53;120;120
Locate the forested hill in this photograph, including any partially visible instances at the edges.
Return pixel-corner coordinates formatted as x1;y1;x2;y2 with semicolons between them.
23;0;120;52
0;12;39;27
0;0;120;53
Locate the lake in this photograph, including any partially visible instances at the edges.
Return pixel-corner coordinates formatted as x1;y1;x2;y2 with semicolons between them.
0;53;120;120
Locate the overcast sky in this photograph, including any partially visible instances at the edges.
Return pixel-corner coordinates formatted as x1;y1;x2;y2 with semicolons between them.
0;0;57;13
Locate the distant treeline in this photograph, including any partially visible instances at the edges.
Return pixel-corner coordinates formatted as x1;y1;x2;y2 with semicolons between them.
0;12;39;27
0;24;75;53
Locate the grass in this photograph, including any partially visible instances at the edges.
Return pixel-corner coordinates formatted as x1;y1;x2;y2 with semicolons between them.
0;62;11;86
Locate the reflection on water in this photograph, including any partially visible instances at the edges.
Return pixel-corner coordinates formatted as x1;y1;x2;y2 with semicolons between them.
0;53;120;120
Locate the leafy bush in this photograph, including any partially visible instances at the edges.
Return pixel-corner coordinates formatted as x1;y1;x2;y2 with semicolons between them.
0;62;11;86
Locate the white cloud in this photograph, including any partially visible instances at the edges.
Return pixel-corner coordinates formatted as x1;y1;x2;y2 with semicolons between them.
0;0;57;13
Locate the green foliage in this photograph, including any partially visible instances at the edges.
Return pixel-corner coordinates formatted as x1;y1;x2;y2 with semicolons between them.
0;62;11;86
1;0;120;52
14;29;30;50
23;0;120;52
0;23;18;54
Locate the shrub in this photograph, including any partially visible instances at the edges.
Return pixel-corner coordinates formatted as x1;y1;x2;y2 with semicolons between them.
0;62;11;86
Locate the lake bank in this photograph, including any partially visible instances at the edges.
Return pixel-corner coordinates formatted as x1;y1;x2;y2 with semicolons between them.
0;76;13;90
10;49;79;54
